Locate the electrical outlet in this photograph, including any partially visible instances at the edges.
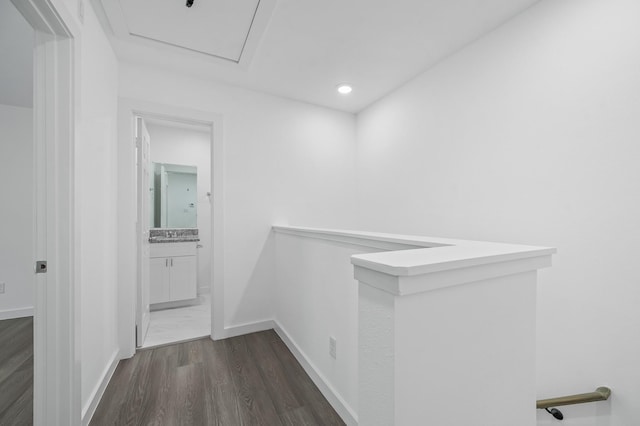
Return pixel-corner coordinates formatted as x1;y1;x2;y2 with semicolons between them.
329;336;336;359
0;283;5;294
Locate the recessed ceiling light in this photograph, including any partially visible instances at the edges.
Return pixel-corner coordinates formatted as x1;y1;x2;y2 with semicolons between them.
337;84;353;95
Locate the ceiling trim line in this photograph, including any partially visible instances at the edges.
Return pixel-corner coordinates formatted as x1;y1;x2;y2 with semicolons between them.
237;0;261;63
235;0;277;70
129;32;240;63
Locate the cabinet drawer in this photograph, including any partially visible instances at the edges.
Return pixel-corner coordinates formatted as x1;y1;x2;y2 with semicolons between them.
150;242;197;258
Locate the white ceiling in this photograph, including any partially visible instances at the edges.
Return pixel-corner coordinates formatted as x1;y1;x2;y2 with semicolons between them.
0;0;34;108
118;0;260;62
98;0;540;113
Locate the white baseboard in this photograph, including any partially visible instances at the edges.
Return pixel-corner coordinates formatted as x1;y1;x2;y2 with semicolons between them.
81;350;120;426
220;319;275;339
0;307;34;320
274;321;358;426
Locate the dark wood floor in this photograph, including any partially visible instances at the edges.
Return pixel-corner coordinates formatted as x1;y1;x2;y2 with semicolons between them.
0;316;33;426
91;330;345;426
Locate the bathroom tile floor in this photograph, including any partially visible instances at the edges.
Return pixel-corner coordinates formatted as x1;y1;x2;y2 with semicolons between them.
141;294;211;349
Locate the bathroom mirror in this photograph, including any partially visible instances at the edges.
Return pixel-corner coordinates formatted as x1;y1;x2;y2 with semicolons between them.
150;162;197;228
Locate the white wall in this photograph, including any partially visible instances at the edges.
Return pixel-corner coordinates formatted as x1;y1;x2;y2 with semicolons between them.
146;122;212;293
356;0;640;424
0;104;33;319
274;232;370;424
119;63;357;332
77;3;120;418
0;0;33;108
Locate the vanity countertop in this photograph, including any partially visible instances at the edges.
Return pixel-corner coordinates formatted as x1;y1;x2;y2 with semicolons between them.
149;236;200;244
149;228;199;244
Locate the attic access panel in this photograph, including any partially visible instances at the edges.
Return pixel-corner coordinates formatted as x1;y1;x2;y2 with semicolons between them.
119;0;260;62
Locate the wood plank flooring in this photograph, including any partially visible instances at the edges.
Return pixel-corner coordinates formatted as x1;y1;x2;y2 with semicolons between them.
0;316;33;426
91;330;346;426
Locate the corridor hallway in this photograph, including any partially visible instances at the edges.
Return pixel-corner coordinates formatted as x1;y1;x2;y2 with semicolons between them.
91;330;345;425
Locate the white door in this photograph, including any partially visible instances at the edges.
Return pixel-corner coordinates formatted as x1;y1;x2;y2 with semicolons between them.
136;116;152;347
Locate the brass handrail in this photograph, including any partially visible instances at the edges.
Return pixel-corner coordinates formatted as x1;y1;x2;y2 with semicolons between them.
537;386;611;409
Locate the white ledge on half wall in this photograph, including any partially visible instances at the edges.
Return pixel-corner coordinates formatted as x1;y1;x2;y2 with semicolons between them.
272;225;556;296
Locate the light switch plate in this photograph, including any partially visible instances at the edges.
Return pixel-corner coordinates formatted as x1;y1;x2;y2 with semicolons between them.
0;283;5;294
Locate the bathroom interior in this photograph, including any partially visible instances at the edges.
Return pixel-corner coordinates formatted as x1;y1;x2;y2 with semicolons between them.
137;117;213;349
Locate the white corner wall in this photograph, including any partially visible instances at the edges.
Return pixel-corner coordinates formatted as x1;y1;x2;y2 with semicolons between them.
146;122;212;294
77;3;120;420
0;104;34;319
118;63;357;332
356;0;640;424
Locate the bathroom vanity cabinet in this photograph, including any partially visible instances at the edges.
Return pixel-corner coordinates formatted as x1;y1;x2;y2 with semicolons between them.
149;242;197;304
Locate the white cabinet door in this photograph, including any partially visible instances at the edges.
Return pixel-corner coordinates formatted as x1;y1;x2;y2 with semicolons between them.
150;257;170;304
169;255;197;302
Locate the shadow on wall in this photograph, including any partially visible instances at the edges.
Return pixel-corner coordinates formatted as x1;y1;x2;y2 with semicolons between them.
228;231;276;327
535;396;612;425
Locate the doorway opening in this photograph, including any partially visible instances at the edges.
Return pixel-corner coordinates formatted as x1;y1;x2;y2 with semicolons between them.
118;99;224;359
0;1;35;422
135;114;214;349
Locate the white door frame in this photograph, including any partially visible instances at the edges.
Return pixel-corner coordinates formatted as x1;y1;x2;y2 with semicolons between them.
11;0;80;424
117;98;225;357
